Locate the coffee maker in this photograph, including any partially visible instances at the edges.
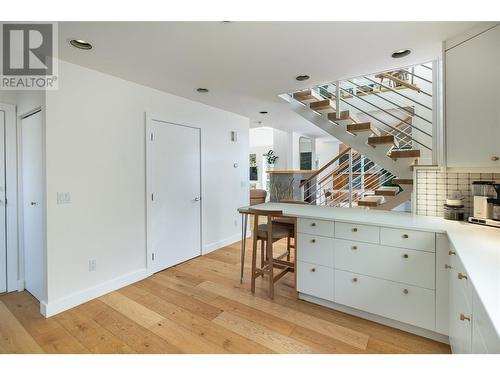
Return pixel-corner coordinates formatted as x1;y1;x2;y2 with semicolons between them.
468;181;500;228
488;184;500;222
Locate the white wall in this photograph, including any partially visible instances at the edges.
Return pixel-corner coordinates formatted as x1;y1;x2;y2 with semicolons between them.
272;128;292;170
249;127;273;189
43;61;249;314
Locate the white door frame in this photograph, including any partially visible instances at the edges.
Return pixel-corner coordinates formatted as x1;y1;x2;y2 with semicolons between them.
0;103;19;292
145;112;202;274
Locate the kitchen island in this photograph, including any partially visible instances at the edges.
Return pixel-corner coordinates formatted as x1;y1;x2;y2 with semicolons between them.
240;203;500;353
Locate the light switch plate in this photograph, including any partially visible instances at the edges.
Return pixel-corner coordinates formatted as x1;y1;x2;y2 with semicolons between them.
57;192;71;204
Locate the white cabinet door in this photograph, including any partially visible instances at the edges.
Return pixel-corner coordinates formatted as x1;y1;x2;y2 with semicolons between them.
448;267;472;353
297;260;334;301
446;25;500;168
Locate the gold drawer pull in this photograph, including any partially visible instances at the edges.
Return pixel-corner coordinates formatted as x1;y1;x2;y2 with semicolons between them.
352;277;358;282
403;254;409;259
403;289;409;294
310;268;316;272
449;250;456;255
458;273;468;280
444;264;452;269
311;239;316;243
460;313;471;322
352;228;358;232
311;223;316;227
402;234;409;239
351;245;358;250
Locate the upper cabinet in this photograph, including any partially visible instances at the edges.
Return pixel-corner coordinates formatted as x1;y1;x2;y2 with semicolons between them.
445;25;500;168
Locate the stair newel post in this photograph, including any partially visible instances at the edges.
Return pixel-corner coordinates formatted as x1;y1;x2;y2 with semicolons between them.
301;184;305;203
348;148;353;208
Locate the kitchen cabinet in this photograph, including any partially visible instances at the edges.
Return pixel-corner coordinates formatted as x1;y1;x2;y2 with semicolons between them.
261;202;500;352
445;24;500;168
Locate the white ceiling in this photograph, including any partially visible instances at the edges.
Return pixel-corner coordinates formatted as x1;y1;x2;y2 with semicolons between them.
58;21;478;137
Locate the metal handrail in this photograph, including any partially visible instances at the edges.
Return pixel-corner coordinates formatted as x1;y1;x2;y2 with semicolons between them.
345;79;432;124
304;153;365;202
328;169;393;207
335;85;433;138
400;69;432;84
300;147;351;188
362;76;432;111
334;94;432;150
308;154;388;205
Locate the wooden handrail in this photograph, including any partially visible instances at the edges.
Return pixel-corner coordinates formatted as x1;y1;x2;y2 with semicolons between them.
380;73;420;92
318;152;361;185
299;147;351;188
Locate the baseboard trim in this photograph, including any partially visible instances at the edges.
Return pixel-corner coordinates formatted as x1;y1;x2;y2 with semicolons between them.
299;293;450;345
40;268;150;318
203;231;248;255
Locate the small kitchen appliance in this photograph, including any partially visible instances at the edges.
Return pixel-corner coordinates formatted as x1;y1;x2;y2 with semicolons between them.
443;191;465;221
487;184;500;221
468;181;500;228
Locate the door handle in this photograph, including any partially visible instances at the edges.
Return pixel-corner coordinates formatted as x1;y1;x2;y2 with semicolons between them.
30;201;38;206
193;197;201;202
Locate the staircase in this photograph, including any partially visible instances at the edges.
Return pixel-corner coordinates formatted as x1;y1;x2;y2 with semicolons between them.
285;63;435;210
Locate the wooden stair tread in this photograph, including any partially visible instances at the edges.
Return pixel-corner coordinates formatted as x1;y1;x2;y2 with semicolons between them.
367;135;397;147
346;122;380;136
327;110;350;121
392;178;413;185
293;89;322;102
389;149;420;159
374;186;400;196
310;99;334;111
358;196;384;207
409;164;438;171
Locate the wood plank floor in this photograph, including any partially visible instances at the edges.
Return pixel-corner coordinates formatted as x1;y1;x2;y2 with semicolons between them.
0;238;451;354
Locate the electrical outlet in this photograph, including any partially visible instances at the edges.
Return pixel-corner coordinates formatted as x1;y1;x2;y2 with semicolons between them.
89;259;97;272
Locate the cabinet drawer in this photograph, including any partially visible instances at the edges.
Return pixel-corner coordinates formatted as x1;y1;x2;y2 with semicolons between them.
380;227;435;252
334;222;379;244
297;218;334;237
335;270;435;331
334;239;435;289
297;261;334;301
297;234;335;268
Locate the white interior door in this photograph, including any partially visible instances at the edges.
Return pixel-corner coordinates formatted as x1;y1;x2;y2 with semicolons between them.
150;120;201;272
0;111;6;293
22;110;44;301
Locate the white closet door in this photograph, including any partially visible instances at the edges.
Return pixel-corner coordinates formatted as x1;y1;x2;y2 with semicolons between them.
150;121;201;272
0;111;6;293
22;110;44;301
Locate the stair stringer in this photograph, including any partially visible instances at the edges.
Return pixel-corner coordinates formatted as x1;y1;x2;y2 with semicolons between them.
374;186;413;211
290;99;412;179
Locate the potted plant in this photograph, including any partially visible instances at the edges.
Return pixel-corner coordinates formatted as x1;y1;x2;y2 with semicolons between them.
264;150;279;170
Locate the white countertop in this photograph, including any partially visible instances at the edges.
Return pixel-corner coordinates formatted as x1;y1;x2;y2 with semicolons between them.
250;203;500;338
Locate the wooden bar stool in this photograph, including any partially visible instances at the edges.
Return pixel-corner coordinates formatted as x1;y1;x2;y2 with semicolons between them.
248;208;295;299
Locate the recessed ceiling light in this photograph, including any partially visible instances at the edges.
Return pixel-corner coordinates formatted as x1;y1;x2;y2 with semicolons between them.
391;49;411;58
69;39;92;50
296;75;310;81
196;88;209;93
259;111;268;114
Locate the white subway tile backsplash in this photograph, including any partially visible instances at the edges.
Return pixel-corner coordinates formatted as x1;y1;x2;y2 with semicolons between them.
414;169;498;218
